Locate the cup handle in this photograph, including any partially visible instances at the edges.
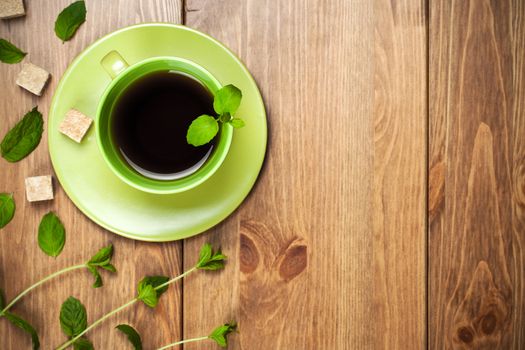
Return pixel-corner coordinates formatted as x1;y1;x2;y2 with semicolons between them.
101;50;129;79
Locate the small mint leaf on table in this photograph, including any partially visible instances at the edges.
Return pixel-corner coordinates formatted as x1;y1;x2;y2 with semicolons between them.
86;265;102;288
208;322;237;348
100;263;117;272
60;297;88;337
196;243;227;270
0;38;26;64
73;337;93;350
87;243;113;266
213;85;242;116
137;276;169;308
186;114;219;147
116;324;143;350
137;284;157;308
38;212;66;257
4;312;40;349
229;118;245;129
86;243;116;288
0;193;15;229
55;1;87;42
1;107;43;162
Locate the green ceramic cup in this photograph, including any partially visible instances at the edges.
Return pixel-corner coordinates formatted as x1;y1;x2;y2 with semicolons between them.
96;50;233;194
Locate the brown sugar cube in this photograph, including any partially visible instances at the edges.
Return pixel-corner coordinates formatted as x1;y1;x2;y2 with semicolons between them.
58;109;93;143
0;0;25;19
16;62;50;96
25;175;54;202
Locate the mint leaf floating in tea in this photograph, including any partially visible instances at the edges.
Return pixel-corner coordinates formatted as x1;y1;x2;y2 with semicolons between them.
55;1;87;42
116;324;143;350
3;312;40;349
0;38;26;64
157;322;237;349
186;84;246;147
186;114;219;146
38;211;66;257
1;107;43;162
0;193;15;229
55;243;226;350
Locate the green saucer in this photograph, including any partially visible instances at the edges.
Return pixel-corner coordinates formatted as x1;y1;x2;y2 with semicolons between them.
48;24;267;241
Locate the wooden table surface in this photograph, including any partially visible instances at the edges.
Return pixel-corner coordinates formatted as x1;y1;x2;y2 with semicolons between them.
0;0;524;349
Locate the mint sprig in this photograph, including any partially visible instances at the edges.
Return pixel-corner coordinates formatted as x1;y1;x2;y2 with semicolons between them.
55;243;226;350
0;244;116;315
156;322;238;349
186;84;246;147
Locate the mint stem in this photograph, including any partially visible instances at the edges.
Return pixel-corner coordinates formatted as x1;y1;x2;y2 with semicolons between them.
55;266;198;350
156;336;209;350
0;264;86;315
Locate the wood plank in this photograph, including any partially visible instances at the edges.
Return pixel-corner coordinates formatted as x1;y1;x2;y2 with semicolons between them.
183;0;426;348
0;1;183;349
429;0;525;348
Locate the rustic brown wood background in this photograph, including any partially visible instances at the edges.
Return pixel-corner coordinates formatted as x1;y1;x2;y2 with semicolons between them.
0;0;523;349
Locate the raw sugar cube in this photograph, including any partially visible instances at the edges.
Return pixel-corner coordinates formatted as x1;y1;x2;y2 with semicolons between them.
58;109;93;143
16;62;50;96
25;175;54;202
0;0;25;19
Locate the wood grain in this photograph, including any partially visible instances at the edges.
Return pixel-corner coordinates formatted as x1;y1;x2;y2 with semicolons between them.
0;1;183;349
183;0;426;349
429;0;525;348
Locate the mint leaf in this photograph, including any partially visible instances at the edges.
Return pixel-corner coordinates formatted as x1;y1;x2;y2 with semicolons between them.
4;312;40;349
0;288;5;310
197;243;212;266
100;263;116;272
87;243;113;266
186;115;219;147
60;297;87;337
116;324;143;350
73;337;93;350
55;1;87;42
0;193;15;229
139;276;170;296
87;265;102;288
0;38;26;64
196;244;227;270
136;275;169;307
1;107;43;162
85;244;116;287
213;85;242;116
73;338;93;350
38;212;66;257
208;322;237;348
137;283;157;308
229;118;245;129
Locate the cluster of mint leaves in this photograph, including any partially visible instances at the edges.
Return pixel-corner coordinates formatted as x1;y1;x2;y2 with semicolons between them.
186;84;246;147
0;244;116;349
55;244;234;350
